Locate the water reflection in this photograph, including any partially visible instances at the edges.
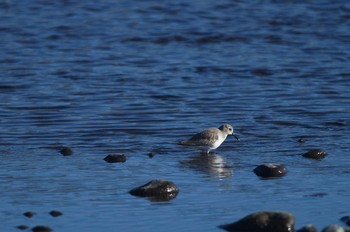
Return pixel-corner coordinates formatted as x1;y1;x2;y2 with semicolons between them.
180;154;233;179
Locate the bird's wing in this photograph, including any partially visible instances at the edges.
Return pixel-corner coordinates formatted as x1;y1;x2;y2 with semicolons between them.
185;128;219;146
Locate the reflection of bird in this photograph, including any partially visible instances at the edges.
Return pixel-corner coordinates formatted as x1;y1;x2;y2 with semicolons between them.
180;154;233;179
179;124;239;154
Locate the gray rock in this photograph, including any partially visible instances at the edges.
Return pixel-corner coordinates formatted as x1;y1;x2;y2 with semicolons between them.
322;224;345;232
219;211;295;232
297;224;318;232
253;163;287;178
129;179;179;201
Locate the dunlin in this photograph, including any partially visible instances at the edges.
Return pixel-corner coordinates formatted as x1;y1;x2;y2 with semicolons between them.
179;124;239;154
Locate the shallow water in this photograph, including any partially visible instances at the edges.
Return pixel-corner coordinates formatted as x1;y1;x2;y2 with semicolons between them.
1;0;350;231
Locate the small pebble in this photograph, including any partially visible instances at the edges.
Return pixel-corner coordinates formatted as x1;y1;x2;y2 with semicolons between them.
23;211;35;218
32;225;52;232
49;210;63;217
17;225;29;230
251;68;273;76
305;192;327;198
60;147;73;156
148;152;155;158
322;224;345;232
297;224;318;232
302;149;327;160
253;163;287;178
103;154;127;163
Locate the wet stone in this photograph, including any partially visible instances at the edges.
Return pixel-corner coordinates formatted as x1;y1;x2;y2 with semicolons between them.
49;210;63;217
60;147;73;156
304;192;328;198
251;68;273;76
322;224;345;232
297;224;318;232
148;152;155;158
23;211;35;218
341;216;350;226
302;149;327;160
32;225;52;232
103;154;127;163
219;211;295;232
253;163;287;178
17;225;29;230
129;179;179;201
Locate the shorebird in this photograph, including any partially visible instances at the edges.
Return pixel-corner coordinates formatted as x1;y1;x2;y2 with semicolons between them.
179;124;239;154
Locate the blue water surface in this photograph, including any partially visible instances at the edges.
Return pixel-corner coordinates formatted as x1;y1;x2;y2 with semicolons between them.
1;0;350;231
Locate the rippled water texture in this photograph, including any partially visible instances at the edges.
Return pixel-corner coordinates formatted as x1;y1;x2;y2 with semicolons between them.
1;0;350;231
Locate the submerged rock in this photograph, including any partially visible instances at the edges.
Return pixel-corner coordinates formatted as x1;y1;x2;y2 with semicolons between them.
23;211;35;218
103;154;127;163
219;211;295;232
129;179;179;201
49;210;62;217
341;216;350;226
148;152;155;158
32;225;52;232
253;163;287;178
297;224;318;232
322;224;345;232
302;149;327;160
60;147;73;156
17;225;29;230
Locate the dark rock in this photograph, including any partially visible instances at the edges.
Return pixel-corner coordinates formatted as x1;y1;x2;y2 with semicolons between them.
103;154;127;163
322;224;345;232
60;147;73;156
253;163;287;178
17;225;29;230
23;211;35;218
49;210;63;217
298;138;306;143
129;179;179;201
341;216;350;226
148;152;155;158
297;224;318;232
32;225;52;232
304;192;327;198
251;68;273;76
302;149;327;160
218;211;295;232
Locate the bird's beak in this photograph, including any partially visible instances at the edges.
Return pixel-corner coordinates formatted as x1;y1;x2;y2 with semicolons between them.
232;134;240;141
